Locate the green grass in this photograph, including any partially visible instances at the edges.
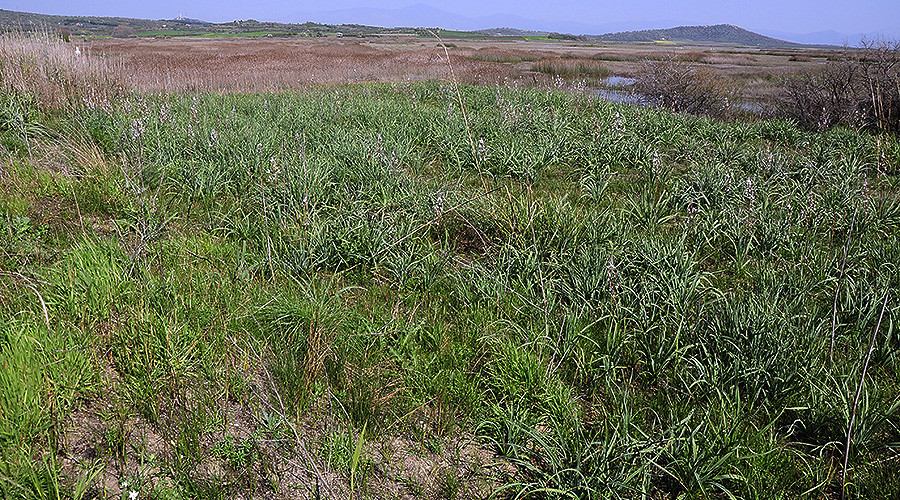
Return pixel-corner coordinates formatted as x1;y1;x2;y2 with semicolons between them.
1;74;898;499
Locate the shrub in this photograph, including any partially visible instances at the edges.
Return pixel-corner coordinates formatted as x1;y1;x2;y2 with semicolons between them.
634;56;737;118
777;60;860;130
111;25;137;38
776;39;900;132
548;32;578;41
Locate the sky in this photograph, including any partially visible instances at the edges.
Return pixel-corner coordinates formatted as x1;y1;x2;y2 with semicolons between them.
3;0;899;40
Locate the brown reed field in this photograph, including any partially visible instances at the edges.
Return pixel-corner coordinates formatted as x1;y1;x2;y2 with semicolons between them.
74;34;829;98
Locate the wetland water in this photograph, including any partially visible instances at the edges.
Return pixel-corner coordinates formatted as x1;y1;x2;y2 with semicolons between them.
593;76;766;114
593;76;645;105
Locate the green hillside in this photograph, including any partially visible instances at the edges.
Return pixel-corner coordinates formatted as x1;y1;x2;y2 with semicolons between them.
591;23;800;47
0;9;422;38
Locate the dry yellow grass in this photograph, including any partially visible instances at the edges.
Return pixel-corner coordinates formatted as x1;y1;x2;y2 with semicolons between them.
0;32;125;110
82;37;520;92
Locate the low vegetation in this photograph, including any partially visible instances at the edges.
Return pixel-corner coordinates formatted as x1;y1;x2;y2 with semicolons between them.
1;31;899;500
634;56;738;117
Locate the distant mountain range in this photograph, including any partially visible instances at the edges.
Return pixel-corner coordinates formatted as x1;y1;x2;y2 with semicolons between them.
291;4;526;31
285;3;668;36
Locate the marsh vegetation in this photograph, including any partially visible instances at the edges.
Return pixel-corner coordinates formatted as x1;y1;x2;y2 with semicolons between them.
1;31;899;499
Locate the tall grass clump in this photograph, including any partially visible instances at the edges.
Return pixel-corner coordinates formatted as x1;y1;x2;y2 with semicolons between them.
0;31;125;112
532;58;612;78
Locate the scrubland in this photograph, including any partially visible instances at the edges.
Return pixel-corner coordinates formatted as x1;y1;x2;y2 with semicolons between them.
1;32;899;500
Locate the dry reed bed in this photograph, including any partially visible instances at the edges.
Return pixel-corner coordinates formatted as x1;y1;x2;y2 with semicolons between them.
3;33;830;101
84;37;520;92
0;32;125;110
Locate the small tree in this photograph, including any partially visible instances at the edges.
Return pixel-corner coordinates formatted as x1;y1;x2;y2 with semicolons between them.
111;25;137;38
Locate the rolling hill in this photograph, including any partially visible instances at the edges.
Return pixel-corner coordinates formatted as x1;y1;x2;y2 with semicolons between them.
0;9;393;38
589;24;801;47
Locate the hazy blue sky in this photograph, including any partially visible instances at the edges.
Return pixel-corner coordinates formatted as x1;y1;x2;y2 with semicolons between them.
4;0;899;38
